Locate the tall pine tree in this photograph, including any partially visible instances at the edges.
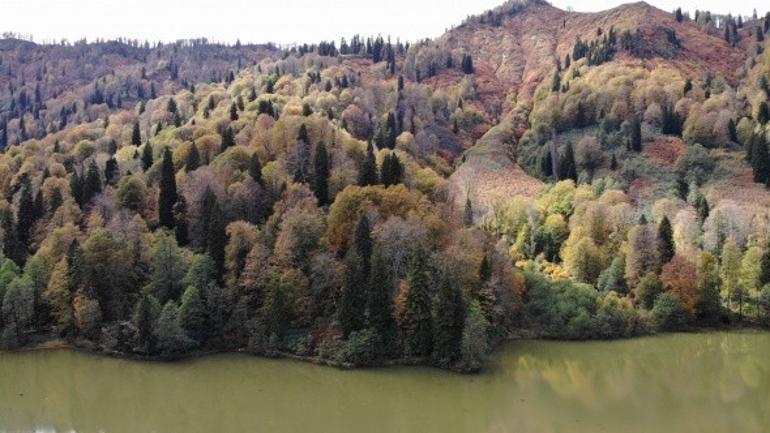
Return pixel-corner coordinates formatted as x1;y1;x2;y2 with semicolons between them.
403;246;433;357
358;141;378;186
312;142;330;206
158;147;178;229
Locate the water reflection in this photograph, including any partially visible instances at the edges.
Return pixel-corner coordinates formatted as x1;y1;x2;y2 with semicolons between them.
2;332;770;433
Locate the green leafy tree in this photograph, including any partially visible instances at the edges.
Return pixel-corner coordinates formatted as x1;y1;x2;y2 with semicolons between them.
1;277;35;347
116;175;147;212
651;292;687;331
460;300;489;371
697;252;721;324
179;285;207;343
154;301;190;356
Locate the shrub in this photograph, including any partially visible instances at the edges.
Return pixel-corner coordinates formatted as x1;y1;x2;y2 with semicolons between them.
651;292;688;331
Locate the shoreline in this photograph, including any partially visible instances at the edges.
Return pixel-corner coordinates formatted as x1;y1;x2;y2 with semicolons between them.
2;323;766;373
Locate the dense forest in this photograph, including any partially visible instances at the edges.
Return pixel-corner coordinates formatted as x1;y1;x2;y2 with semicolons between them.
0;1;769;372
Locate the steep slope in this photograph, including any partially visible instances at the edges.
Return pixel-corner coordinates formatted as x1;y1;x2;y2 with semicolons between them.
445;0;749;215
442;1;745;112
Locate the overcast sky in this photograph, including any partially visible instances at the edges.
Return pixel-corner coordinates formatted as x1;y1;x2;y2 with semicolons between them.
1;0;766;45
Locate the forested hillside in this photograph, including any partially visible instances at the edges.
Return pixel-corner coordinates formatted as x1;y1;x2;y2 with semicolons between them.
0;1;769;372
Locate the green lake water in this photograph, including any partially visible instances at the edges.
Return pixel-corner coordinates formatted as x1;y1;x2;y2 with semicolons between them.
1;332;770;433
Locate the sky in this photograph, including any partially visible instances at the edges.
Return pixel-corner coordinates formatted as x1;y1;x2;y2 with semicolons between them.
1;0;766;46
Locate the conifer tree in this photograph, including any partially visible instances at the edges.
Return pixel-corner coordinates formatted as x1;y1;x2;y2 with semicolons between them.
220;126;235;152
559;142;578;182
17;177;36;247
158;147;178;229
201;188;227;279
380;153;403;187
366;249;397;354
402;246;433;357
186;141;200;172
82;160;102;205
141;142;153;170
758;101;770;125
249;152;263;186
432;274;464;365
463;196;474;227
312;142;330;206
131;121;141;146
358;141;378;186
337;249;367;337
132;294;160;353
174;196;189;247
229;102;239;121
751;132;770;184
630;117;642;151
658;216;675;264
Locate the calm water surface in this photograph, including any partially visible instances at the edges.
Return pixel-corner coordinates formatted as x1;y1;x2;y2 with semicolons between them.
2;332;770;433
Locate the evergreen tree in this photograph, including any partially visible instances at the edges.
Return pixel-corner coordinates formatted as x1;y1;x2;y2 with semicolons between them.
229;102;239;121
559;142;578;182
132;294;160;353
220;126;235;152
758;101;770;125
201;189;227;280
380;153;403;187
366;249;397;354
479;252;491;283
432;274;464;365
675;7;683;22
297;124;309;143
1;208;24;265
141;142;153;170
657;216;675;264
82;160;102;205
131;122;141;146
630;117;642;151
751;132;770;184
158;148;178;229
166;97;178;114
186;141;200;172
312;142;330;206
354;215;373;275
337;249;367;337
358;141;378;186
249;152;263;186
104;157;119;185
402;246;433;357
16;177;36;247
174;198;190;247
760;243;770;287
463;196;474;227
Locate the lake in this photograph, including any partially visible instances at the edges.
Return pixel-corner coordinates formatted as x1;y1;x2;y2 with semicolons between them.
2;332;770;433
